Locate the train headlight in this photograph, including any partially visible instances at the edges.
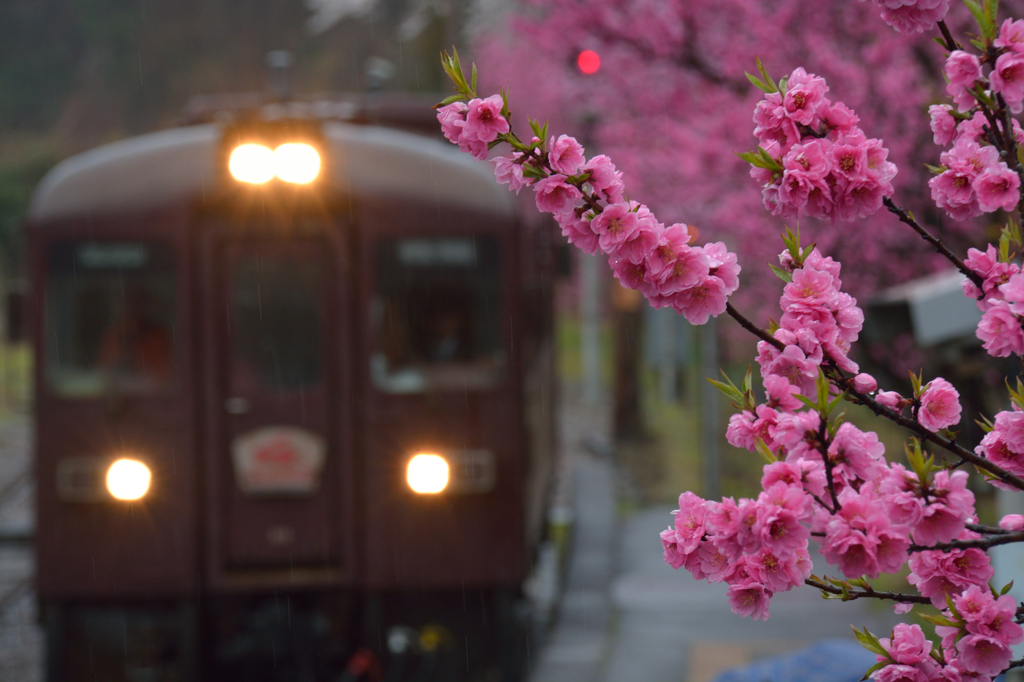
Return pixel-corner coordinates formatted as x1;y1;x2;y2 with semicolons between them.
229;143;275;184
106;459;152;501
406;454;449;494
273;143;321;184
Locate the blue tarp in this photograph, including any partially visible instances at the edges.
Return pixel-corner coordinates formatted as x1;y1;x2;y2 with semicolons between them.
710;639;877;682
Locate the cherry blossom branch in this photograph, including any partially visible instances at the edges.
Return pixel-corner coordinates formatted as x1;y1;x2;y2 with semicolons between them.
910;530;1024;553
881;197;985;290
805;577;932;605
824;364;1024;491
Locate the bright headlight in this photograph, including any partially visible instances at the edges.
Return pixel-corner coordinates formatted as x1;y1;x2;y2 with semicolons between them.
406;454;449;494
229;143;275;184
106;459;152;501
273;143;321;184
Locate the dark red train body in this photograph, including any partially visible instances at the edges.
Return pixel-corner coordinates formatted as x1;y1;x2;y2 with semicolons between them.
26;109;557;681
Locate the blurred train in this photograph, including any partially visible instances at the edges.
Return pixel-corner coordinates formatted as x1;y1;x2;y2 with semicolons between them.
25;93;558;681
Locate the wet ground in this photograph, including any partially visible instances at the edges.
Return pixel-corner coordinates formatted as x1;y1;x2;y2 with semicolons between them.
0;389;898;682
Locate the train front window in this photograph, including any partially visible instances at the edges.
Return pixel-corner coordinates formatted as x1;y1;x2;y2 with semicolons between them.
371;236;504;393
229;245;323;391
46;241;176;397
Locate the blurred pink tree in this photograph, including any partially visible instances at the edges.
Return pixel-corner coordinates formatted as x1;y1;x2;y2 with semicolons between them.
471;0;1008;317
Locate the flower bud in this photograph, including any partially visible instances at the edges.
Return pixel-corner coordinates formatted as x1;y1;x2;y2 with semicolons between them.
852;373;877;394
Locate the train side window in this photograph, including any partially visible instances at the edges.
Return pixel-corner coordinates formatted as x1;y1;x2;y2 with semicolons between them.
46;241;176;397
371;236;504;393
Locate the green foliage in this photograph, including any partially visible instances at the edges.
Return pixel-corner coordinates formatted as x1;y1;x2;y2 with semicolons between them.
964;0;998;41
744;56;778;94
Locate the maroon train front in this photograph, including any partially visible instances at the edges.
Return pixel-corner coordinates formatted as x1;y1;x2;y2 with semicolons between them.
26;102;557;681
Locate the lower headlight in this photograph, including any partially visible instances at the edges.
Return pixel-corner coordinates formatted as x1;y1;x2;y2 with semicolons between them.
106;459;152;501
406;454;449;494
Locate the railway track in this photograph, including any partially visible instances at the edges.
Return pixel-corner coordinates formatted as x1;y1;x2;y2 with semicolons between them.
0;414;42;681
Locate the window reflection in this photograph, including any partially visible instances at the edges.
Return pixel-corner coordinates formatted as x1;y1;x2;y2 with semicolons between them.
371;237;503;393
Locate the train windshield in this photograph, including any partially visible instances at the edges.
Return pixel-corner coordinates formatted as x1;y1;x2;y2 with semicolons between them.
371;236;504;393
46;241;176;397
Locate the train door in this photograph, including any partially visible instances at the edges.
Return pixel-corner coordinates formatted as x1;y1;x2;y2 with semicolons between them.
201;222;350;581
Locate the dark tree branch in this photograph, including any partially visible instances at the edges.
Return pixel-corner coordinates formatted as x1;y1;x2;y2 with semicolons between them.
882;197;984;290
937;21;959;52
805;578;932;605
910;531;1024;553
726;303;783;350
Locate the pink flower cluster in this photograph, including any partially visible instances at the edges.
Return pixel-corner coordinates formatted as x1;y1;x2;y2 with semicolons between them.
751;68;897;222
437;95;510;160
755;248;864;396
975;404;1024;489
660;485;814;622
908;528;993;608
929;135;1021;221
858;0;949;35
933;586;1024;678
961;246;1024;357
438;97;745;325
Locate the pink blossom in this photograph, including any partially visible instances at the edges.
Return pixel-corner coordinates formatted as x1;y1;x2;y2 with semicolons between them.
783;68;829;126
994;408;1024;454
705;242;741;295
929;105;958;147
757;343;819;397
493;155;528;194
667;492;705;555
726;411;759;451
912;470;973;546
990;51;1024;114
973;166;1021;213
764;374;803;412
645;223;692;282
876;0;950;36
547;134;585;175
829;422;887;482
945;51;983;112
996;18;1024;52
876;391;905;410
956;635;1012;677
660;527;687;569
437;101;467;144
557;214;600;255
462;95;509;143
652;245;710;295
975;430;1024;490
670;275;729;325
976;302;1024;357
880;623;932;666
726;582;772;621
614;218;661;266
591;202;640;253
917;377;961;432
999;514;1024;531
583;155;624;203
609;254;650;293
908;545;994;608
533;174;581;215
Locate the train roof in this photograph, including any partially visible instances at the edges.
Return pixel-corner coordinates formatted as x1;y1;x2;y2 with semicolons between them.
28;122;515;223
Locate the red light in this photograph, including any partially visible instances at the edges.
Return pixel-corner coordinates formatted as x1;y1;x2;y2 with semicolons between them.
577;50;601;75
